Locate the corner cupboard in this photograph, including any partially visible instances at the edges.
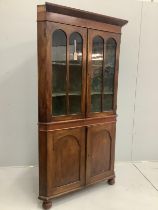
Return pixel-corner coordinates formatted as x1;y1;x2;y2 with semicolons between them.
37;2;128;209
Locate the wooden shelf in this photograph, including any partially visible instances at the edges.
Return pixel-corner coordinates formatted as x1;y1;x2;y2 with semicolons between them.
91;91;113;95
52;62;82;66
52;62;66;66
103;92;113;95
92;64;103;67
52;93;66;97
52;92;81;97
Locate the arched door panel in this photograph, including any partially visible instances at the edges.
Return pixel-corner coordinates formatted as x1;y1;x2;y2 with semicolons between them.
49;22;87;121
86;123;116;184
54;135;80;187
87;29;120;117
48;127;85;196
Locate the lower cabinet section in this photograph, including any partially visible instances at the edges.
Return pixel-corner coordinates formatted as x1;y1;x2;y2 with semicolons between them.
39;123;116;200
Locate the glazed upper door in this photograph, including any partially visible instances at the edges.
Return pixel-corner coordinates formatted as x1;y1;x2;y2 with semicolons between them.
87;29;121;117
48;22;87;121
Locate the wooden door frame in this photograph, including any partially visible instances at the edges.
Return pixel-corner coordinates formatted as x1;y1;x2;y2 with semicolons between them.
48;22;87;122
47;127;86;196
38;21;87;123
86;123;116;185
86;29;121;118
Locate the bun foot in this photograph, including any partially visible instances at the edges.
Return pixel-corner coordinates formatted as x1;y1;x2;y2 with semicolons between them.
108;178;115;185
42;200;52;210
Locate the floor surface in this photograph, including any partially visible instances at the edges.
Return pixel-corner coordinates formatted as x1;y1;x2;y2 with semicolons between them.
0;162;158;210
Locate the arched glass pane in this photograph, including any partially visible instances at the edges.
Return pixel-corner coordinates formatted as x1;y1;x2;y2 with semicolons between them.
52;30;67;116
69;32;83;114
91;36;104;112
103;38;116;111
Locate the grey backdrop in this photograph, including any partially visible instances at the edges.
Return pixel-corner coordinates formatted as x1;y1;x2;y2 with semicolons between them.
0;0;158;166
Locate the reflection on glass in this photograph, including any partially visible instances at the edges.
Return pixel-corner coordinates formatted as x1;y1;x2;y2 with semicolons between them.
52;30;67;116
103;94;113;111
91;36;103;112
91;94;101;112
103;38;116;111
52;96;66;116
69;32;82;114
69;95;81;114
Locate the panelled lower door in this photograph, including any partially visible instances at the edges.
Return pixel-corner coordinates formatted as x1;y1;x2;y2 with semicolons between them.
48;127;85;196
86;123;116;185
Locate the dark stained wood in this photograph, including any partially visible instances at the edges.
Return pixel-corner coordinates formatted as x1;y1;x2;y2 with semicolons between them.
86;123;116;184
38;22;52;122
47;127;85;196
66;33;69;115
113;37;121;113
37;3;127;209
108;177;115;185
39;173;114;201
38;12;122;34
39;173;114;205
37;3;128;34
39;116;116;131
42;21;87;122
41;2;128;27
42;200;52;210
38;131;48;196
87;29;121;118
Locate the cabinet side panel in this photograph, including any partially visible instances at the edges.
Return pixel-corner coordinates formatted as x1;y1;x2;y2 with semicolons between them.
39;131;48;196
38;22;51;122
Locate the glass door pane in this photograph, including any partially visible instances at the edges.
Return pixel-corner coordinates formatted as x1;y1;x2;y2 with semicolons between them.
88;29;118;115
103;38;116;111
52;30;67;116
69;32;83;114
51;25;86;118
91;36;104;112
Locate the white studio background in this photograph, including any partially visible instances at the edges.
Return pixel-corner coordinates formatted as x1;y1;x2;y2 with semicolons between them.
0;0;158;166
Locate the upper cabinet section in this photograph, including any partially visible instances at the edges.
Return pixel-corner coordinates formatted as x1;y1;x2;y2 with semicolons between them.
37;2;127;122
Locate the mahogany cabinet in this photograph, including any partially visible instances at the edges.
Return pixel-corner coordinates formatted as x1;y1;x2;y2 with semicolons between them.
37;2;127;209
